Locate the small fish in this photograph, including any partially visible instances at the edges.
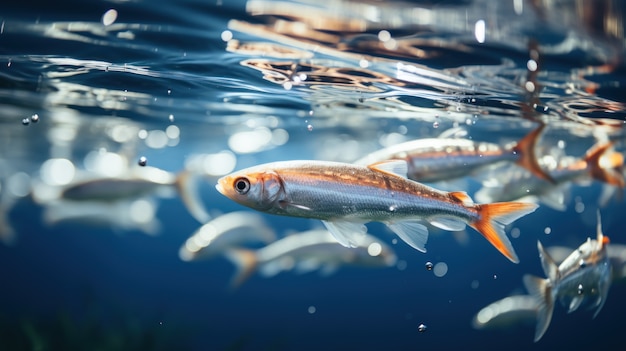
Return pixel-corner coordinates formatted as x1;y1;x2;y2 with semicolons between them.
354;125;554;183
34;165;211;224
523;211;612;342
224;229;397;287
216;159;538;263
179;211;277;262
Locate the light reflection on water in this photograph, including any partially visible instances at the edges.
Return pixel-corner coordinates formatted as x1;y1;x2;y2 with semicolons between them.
0;0;625;350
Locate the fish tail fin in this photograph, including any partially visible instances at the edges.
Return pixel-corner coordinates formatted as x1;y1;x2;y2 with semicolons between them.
470;202;539;263
584;141;625;188
224;249;257;289
512;124;556;183
523;274;554;342
174;169;212;224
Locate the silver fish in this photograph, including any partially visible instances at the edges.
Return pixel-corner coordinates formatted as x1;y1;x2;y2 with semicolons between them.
224;229;397;287
179;211;277;262
354;125;554;183
216;159;538;263
523;211;612;342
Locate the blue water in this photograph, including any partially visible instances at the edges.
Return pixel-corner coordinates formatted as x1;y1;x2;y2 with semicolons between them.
1;0;626;350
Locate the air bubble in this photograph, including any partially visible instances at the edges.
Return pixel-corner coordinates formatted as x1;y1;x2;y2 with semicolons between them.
307;124;313;132
102;9;118;26
21;118;30;125
425;261;433;271
138;156;148;167
30;114;39;123
418;323;427;332
432;121;439;128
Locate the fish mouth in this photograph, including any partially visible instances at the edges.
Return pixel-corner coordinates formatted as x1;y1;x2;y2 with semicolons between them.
215;180;225;195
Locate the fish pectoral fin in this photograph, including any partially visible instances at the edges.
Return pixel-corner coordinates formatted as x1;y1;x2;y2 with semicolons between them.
568;296;583;313
428;217;467;231
367;160;408;179
385;220;429;253
322;220;368;248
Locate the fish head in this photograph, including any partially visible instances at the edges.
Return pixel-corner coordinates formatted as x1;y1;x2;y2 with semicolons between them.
216;168;284;212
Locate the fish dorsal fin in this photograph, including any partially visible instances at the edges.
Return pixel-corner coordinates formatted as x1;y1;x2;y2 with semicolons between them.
596;210;610;246
367;160;408;179
322;220;368;248
385;220;429;252
537;241;559;282
449;191;474;206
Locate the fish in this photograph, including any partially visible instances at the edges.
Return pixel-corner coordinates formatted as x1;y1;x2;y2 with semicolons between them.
32;165;211;224
523;211;612;342
224;229;397;287
178;211;277;262
215;159;538;263
353;124;554;183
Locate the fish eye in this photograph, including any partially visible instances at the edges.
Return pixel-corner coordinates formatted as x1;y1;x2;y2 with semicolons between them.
233;177;250;195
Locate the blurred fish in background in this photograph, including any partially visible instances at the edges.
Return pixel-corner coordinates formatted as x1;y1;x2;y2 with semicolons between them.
224;229;397;288
473;212;614;342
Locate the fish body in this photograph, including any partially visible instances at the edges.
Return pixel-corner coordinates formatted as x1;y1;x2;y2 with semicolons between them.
354;125;552;183
216;159;538;263
523;211;612;342
33;165;210;224
225;229;397;287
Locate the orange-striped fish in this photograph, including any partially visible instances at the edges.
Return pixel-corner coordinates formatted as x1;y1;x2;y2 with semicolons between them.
216;160;538;263
354;125;554;183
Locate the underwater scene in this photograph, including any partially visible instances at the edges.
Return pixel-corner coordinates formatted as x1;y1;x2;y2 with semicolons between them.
1;0;625;350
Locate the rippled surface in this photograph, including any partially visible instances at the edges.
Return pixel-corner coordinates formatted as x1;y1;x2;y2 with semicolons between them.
1;1;625;350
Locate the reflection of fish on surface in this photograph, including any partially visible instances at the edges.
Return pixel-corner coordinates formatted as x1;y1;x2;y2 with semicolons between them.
216;159;538;263
354;124;554;184
32;162;211;226
224;229;397;288
178;211;277;262
523;211;612;342
475;141;625;211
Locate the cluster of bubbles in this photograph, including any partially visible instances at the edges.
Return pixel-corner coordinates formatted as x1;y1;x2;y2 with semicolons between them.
21;114;40;125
